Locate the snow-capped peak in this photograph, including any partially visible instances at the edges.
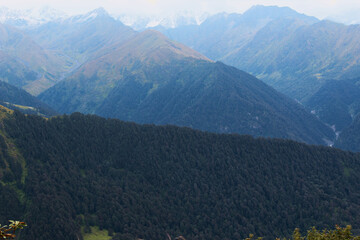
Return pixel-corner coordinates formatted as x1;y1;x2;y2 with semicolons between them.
116;11;210;30
68;7;110;23
0;6;67;28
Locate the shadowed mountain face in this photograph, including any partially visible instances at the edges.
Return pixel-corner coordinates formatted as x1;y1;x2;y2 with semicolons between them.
39;30;334;145
304;78;360;132
335;113;360;152
0;81;57;117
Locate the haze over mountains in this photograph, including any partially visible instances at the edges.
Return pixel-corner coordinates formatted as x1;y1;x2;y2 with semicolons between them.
1;3;360;240
38;27;334;145
154;5;360;144
0;5;359;148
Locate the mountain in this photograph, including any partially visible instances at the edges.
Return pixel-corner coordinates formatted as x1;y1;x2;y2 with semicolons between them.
0;51;38;87
335;114;360;152
39;29;334;145
117;11;208;30
26;8;136;63
159;6;360;102
160;5;318;60
223;20;360;101
1;111;360;239
0;81;57;117
0;23;72;95
0;8;137;96
304;78;360;133
0;6;67;28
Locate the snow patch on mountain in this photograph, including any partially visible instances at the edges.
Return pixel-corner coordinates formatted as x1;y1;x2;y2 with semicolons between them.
68;8;109;23
115;11;210;30
0;6;67;27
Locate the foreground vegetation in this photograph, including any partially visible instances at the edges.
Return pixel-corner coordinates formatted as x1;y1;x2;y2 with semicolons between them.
0;221;27;239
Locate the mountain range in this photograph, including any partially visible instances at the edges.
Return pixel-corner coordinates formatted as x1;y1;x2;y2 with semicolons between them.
161;5;318;61
25;8;136;63
155;5;360;145
38;29;334;145
0;22;78;95
160;6;360;101
1;5;360;148
0;6;67;28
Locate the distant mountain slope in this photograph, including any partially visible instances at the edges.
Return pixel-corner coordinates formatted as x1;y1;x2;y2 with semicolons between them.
223;20;360;100
26;8;136;63
0;6;68;28
0;23;72;95
40;30;334;145
161;5;318;61
0;8;137;96
0;51;38;87
159;6;360;102
1;111;360;239
0;81;57;117
304;78;360;132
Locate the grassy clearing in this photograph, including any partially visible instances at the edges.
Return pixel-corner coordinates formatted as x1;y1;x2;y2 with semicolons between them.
3;102;35;111
82;226;112;240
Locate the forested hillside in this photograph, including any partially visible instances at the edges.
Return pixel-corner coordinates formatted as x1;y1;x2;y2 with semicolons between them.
0;109;359;240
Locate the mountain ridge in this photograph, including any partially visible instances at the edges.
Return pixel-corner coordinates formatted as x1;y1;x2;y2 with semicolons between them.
39;30;334;145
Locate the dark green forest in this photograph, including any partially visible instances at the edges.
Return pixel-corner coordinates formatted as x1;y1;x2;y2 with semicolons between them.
0;109;360;240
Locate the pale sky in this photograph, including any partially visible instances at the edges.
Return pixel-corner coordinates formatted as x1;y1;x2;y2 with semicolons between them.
0;0;359;24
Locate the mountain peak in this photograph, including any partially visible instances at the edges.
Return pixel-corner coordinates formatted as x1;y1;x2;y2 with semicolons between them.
89;7;109;17
119;29;211;63
243;5;318;23
70;7;111;23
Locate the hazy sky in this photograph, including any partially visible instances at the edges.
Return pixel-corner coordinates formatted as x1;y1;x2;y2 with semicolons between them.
0;0;359;23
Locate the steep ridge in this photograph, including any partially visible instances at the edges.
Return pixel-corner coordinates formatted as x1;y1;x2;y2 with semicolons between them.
0;81;57;117
39;30;334;145
1;112;359;239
